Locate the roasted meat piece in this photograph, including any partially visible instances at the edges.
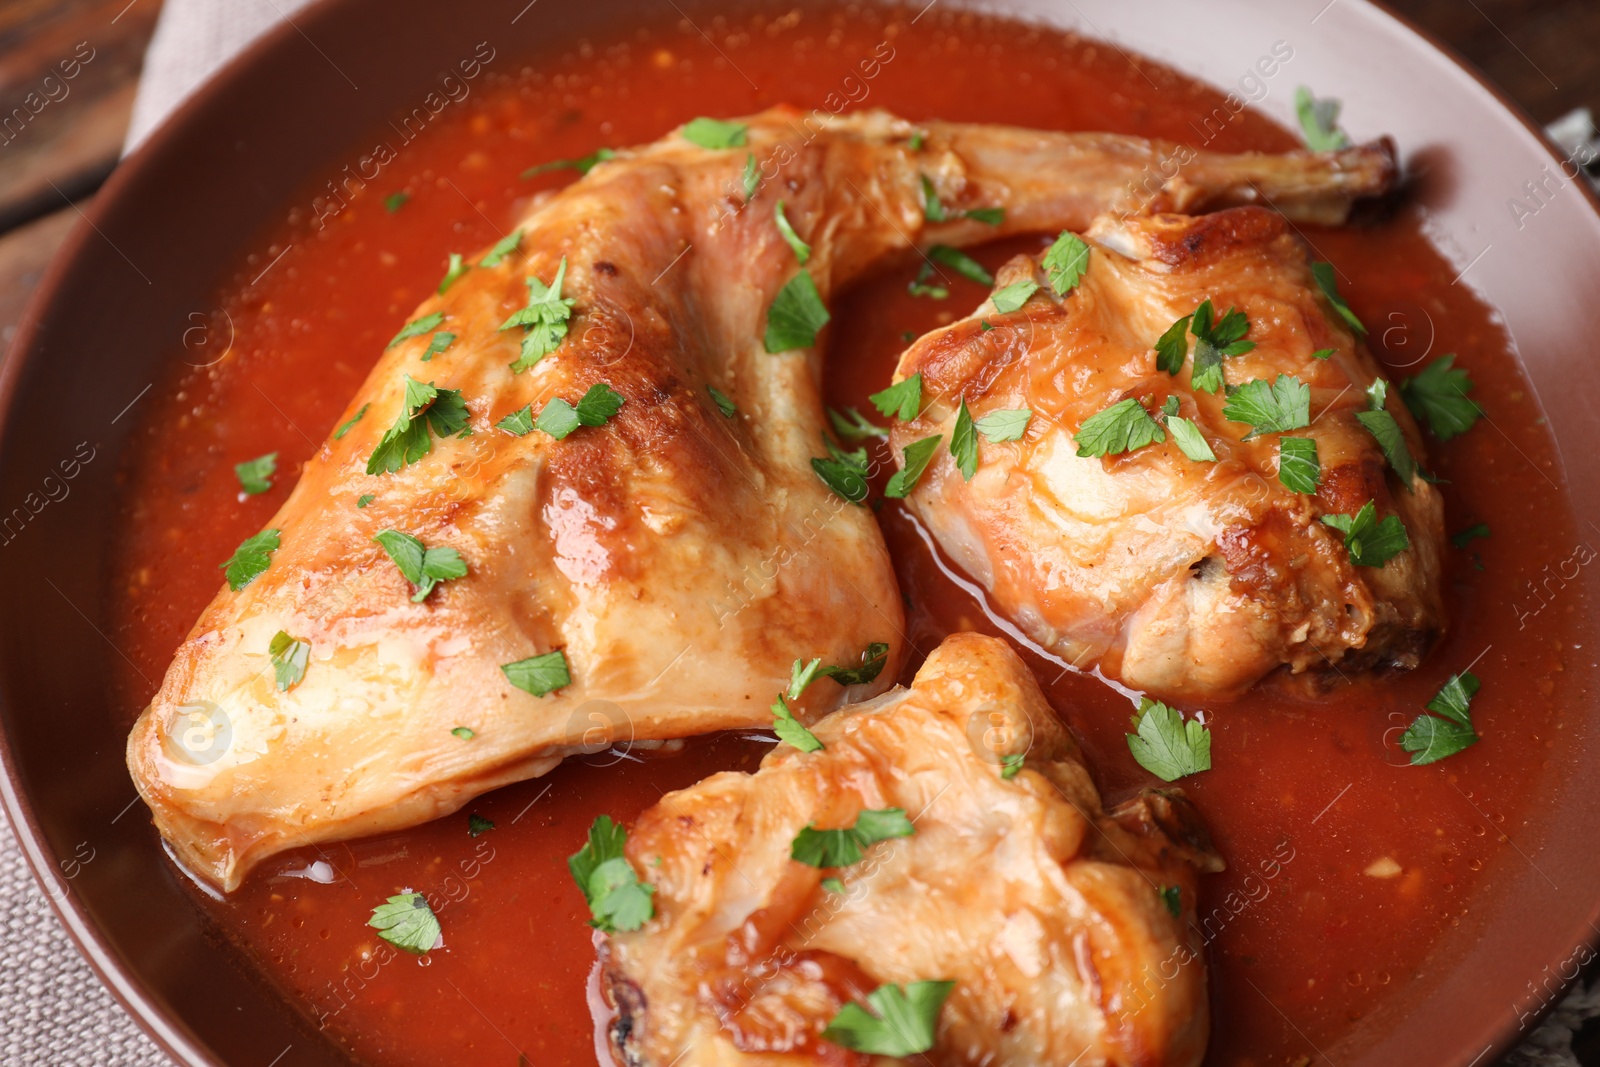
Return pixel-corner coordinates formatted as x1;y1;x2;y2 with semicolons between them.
602;632;1222;1067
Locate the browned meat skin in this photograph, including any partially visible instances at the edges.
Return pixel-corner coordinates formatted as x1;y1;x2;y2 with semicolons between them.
887;207;1445;700
125;108;1396;891
603;633;1223;1067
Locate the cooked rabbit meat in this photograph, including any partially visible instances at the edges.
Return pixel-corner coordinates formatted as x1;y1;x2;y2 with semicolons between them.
126;107;1395;891
602;632;1222;1067
887;207;1445;700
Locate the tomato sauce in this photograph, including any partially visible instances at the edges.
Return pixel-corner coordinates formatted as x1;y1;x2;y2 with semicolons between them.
105;5;1591;1066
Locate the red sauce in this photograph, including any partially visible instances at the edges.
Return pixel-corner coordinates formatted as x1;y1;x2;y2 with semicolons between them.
106;5;1590;1065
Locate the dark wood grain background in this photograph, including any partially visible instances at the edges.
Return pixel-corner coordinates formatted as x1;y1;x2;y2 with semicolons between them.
0;0;1594;1063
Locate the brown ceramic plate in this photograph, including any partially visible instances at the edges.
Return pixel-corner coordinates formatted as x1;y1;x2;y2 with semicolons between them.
2;1;1597;1065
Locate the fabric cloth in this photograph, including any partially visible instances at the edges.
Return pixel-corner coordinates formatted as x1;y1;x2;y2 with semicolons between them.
1;0;1595;1063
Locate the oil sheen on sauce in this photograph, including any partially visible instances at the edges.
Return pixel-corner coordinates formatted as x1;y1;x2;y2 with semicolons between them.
106;5;1589;1066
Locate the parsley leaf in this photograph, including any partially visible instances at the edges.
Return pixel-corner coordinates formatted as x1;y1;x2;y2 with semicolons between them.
870;374;922;421
681;117;747;149
268;631;309;691
356;494;374;508
478;229;523;268
387;311;445;350
373;529;468;602
1321;500;1409;567
1310;261;1366;336
334;404;369;440
816;642;890;687
1075;398;1164;458
1166;415;1217;462
709;385;738;419
1042;231;1090;295
964;206;1005;226
235;452;277;495
1400;672;1481;765
1311;347;1336;361
907;130;926;151
221;529;280;591
368;892;441;954
950;400;978;481
421;331;456;362
365;377;469;475
569;815;654;932
772;694;824;752
1356;399;1417;486
496;404;534;436
1278;436;1321;493
764;271;831;353
1452;523;1491;549
1126;698;1211;782
823;980;954;1057
1223;375;1311;439
522;149;615;178
991;280;1039;314
919;174;947;222
884;434;943;498
928;245;992;287
383;191;409;213
791;809;914;868
1155;314;1192;376
500;256;576;372
468;813;494;837
1189;300;1257;393
1160;885;1182;918
535;383;625;440
437;253;468;295
821;876;847;894
906;261;948;300
774;201;811;265
975;408;1030;442
502;649;571;696
1294;85;1349;151
828;406;886;441
451;726;474;739
742;153;760;200
1400;355;1481;441
1000;753;1024;779
812;436;870;505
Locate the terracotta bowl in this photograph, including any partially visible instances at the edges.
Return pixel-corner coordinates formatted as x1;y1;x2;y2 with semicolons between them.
2;1;1596;1064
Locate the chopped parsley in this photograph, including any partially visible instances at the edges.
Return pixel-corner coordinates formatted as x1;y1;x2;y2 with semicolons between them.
907;130;925;151
950;400;978;481
235;452;277;495
437;253;468;295
502;649;571;697
812;436;871;506
356;494;374;508
764;271;831;353
365;376;470;475
771;694;823;752
975;408;1030;443
1223;374;1310;439
1294;85;1349;151
1041;231;1090;296
368;892;441;954
334;403;369;440
451;726;474;740
221;529;281;591
1399;672;1481;765
268;631;310;691
501;256;576;372
821;876;847;894
568;815;654;932
1127;697;1212;782
681;116;747;149
383;191;409;213
1160;885;1182;918
1189;300;1256;393
919;174;946;222
468;813;495;837
387;311;445;350
421;331;456;362
521;149;615;178
708;385;738;419
918;173;1004;226
1356;381;1417;485
373;529;468;602
1277;436;1321;493
1400;355;1481;440
791;809;914;868
823;980;954;1057
884;434;942;498
496;404;534;436
928;245;992;287
1166;415;1217;462
1451;523;1491;549
991;280;1039;314
775;200;810;264
870;374;922;421
1311;347;1336;361
810;642;890;688
478;229;523;268
1310;261;1366;336
965;206;1005;226
1321;500;1409;567
1154;314;1192;375
536;383;625;440
1000;753;1024;780
828;406;886;441
742;153;760;200
907;261;949;300
1074;398;1164;458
